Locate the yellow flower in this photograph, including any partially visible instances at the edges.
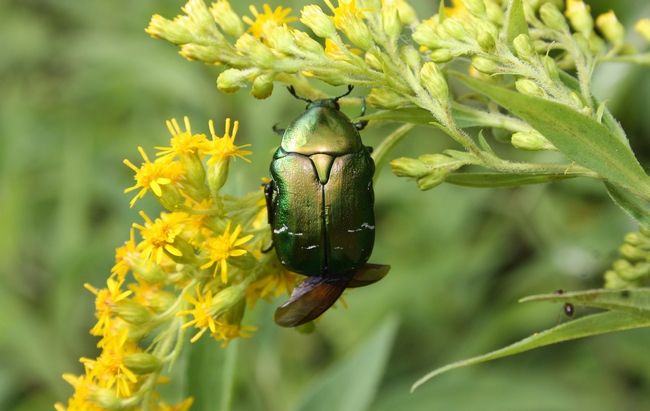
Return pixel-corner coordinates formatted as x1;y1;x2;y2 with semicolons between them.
55;373;102;411
154;397;195;411
444;0;467;18
324;0;373;24
204;118;252;166
80;330;139;397
178;285;220;342
245;262;299;308
124;147;184;207
85;278;133;336
243;4;297;40
133;211;190;269
211;322;257;347
155;116;209;161
199;221;254;283
111;229;139;281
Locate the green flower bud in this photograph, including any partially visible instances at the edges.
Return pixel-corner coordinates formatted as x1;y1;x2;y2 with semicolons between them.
539;3;568;32
438;18;471;42
365;50;384;71
269;26;297;55
515;79;546;98
513;34;536;61
123;353;162;375
416;169;449;191
604;269;634;289
541;55;559;79
251;74;275;100
418;153;454;166
114;299;152;325
180;151;206;191
620;244;647;261
588;33;606;55
420;62;449;101
640;226;650;237
429;48;454;63
401;46;421;72
596;11;625;45
89;387;126;410
207;156;230;195
217;68;252;94
477;32;496;53
412;23;441;49
471;55;499;74
145;15;194;45
460;0;486;17
388;0;418;26
183;0;216;32
181;43;223;63
211;0;244;38
235;34;276;69
301;5;336;38
383;5;403;41
165;236;198;265
568;91;584;108
390;157;427;178
486;1;505;25
565;0;594;36
635;19;650;42
625;231;650;247
293;30;325;55
511;130;557;151
367;88;410;109
157;183;185;212
341;15;374;50
212;284;245;316
148;290;177;313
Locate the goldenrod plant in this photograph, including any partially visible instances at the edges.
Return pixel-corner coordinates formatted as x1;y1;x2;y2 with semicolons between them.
52;0;650;410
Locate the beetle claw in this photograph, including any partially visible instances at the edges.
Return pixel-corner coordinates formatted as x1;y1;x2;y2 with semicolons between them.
272;123;285;136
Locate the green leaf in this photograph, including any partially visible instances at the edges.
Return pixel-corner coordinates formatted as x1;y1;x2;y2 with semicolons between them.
186;336;238;411
293;316;399;411
520;288;650;319
372;123;416;183
445;172;577;188
453;73;650;199
504;0;529;49
477;130;496;156
358;106;488;128
411;311;650;391
605;181;650;229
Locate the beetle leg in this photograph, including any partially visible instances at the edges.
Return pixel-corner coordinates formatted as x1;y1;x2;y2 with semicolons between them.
263;180;276;227
353;96;368;131
287;86;312;103
272;123;285;136
261;242;274;253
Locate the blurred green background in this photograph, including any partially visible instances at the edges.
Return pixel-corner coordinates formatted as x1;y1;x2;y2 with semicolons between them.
2;0;650;410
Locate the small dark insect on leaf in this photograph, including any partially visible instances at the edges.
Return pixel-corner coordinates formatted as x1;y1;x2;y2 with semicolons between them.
554;289;575;322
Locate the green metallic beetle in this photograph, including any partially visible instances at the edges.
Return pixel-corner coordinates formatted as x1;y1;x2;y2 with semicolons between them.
265;86;390;327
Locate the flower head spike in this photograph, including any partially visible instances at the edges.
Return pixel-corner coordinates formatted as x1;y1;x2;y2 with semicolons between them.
204;118;252;166
124;147;184;208
198;221;254;283
85;278;133;336
133;211;190;270
243;4;297;40
155;117;208;161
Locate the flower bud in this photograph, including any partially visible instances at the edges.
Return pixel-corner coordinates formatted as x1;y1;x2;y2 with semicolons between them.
207;156;230;195
114;299;152;325
165;236;198;265
485;1;505;25
390;157;427;178
383;5;403;41
212;284;245;316
341;15;374;50
596;11;625;45
429;48;454;63
183;0;216;32
89;387;126;410
269;26;297;55
471;56;499;74
145;15;194;45
293;30;325;55
416;170;448;191
477;32;496;53
157;183;185;212
420;62;449;101
515;79;546;98
438;18;471;42
635;19;650;42
460;0;486;17
513;34;536;61
235;34;276;69
539;3;568;32
412;23;441;49
565;0;594;36
211;0;244;38
511;130;557;151
541;55;559;79
301;5;336;38
620;244;647;261
418;153;454;166
401;46;421;72
604;270;633;289
123;353;162;375
217;68;251;94
251;74;275;100
365;50;384;71
588;33;606;55
568;91;584;108
383;0;418;26
180;151;206;191
133;263;167;283
640;226;650;237
147;290;177;313
625;232;650;247
367;88;410;109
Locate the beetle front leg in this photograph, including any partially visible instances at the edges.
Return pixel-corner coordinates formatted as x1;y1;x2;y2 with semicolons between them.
272;124;285;136
354;96;368;131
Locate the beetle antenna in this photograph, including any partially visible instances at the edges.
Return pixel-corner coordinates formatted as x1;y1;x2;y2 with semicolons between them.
333;85;354;101
287;86;311;103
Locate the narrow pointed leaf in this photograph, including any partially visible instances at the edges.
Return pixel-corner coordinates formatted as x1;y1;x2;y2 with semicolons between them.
412;311;650;391
505;0;529;49
445;172;577;188
520;288;650;319
605;181;650;229
453;73;650;197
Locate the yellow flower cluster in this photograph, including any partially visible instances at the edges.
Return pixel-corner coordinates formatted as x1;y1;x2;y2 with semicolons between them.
56;117;299;410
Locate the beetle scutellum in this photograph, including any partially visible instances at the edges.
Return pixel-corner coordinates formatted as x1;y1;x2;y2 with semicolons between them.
265;86;390;327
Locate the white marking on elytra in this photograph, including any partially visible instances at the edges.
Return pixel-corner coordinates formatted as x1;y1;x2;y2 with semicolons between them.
347;222;375;232
305;245;318;250
274;225;288;234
